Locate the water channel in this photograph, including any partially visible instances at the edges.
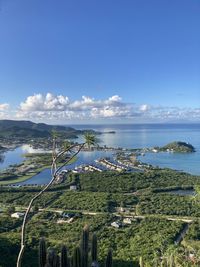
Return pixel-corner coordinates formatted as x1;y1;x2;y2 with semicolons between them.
0;145;115;185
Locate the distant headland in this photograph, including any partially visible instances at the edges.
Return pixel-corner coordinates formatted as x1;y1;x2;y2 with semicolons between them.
0;120;99;139
154;141;195;153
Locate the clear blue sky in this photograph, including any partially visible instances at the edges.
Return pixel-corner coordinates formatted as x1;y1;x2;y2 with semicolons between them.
0;0;199;123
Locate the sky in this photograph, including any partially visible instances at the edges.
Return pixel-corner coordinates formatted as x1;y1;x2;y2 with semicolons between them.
0;0;200;124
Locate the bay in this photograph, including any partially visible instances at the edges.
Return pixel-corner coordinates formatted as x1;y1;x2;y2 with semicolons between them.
16;150;114;185
0;123;200;185
72;123;200;175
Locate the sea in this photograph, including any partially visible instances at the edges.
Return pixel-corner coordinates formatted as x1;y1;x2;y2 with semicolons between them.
71;123;200;175
0;123;200;185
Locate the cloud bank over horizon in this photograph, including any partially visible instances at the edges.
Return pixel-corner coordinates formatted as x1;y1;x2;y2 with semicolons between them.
0;93;200;123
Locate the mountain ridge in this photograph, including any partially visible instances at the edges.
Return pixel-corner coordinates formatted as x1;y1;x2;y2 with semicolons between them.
0;120;88;138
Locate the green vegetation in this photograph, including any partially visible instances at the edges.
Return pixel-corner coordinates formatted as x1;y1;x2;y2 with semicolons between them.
0;173;38;185
51;191;137;212
159;141;195;153
137;191;200;217
185;220;200;242
16;132;99;267
0;119;98;139
0;169;200;266
0;191;62;207
23;152;77;168
78;169;200;192
0;215;21;232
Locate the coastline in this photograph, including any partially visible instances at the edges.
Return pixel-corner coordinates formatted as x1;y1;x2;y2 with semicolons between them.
0;154;77;186
1;122;200;185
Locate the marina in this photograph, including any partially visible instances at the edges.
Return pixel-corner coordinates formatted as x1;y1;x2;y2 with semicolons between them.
1;124;200;186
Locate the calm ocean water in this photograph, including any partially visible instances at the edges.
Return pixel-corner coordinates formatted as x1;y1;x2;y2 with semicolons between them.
1;124;200;185
71;124;200;175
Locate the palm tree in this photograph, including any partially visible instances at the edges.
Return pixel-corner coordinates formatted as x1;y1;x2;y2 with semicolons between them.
16;133;98;267
83;132;98;149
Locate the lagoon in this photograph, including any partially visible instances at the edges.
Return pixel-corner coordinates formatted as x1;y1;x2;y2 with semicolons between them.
167;189;195;196
15;150;114;185
0;148;114;185
0;123;200;185
0;144;50;171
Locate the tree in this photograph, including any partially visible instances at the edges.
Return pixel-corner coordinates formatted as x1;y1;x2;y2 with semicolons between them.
16;133;98;267
6;206;15;215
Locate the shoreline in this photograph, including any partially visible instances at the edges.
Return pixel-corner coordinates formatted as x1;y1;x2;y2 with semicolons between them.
0;140;199;185
0;155;77;186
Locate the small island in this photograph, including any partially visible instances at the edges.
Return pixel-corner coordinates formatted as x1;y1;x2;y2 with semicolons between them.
103;131;116;134
156;141;195;153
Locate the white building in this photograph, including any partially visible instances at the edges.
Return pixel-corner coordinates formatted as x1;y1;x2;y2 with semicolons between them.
152;149;158;153
11;212;25;219
57;219;67;224
123;218;132;224
111;221;121;228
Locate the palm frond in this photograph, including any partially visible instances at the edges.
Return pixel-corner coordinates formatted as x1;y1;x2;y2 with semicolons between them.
83;133;99;148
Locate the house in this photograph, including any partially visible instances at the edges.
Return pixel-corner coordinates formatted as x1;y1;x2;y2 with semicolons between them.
123;218;132;224
57;217;75;224
111;221;121;228
152;149;158;153
11;212;25;218
57;219;68;224
118;206;125;212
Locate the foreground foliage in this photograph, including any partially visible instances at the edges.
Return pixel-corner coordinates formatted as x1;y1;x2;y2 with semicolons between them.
0;169;200;266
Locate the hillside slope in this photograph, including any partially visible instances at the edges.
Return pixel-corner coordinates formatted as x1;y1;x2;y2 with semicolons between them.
0;120;83;138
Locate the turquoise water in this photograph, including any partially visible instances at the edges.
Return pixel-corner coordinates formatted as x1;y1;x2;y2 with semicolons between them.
0;124;200;185
72;124;200;175
0;145;48;171
72;123;200;148
0;146;26;170
16;150;114;185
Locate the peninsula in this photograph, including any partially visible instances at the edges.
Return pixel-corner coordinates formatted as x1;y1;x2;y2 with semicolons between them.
0;120;97;139
158;141;195;153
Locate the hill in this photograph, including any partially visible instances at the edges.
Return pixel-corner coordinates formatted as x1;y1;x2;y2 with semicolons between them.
0;120;89;139
160;141;195;153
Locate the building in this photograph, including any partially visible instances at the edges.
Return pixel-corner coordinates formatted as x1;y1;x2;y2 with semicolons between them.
111;221;121;228
11;212;25;218
57;219;67;224
123;218;132;224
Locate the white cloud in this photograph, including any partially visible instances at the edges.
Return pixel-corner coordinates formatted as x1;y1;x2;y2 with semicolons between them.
69;96;96;110
91;106;129;118
17;93;133;121
108;95;122;102
0;103;9;111
0;92;198;123
0;103;10;119
20;93;69;111
139;104;150;112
